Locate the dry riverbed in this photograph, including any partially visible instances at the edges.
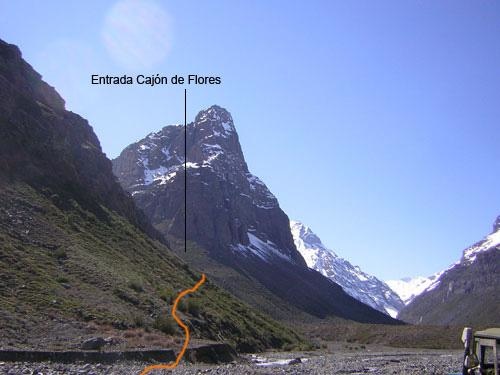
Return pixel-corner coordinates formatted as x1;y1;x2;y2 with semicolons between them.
0;346;463;374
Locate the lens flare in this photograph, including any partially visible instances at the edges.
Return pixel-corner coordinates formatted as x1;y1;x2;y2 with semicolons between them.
102;0;172;69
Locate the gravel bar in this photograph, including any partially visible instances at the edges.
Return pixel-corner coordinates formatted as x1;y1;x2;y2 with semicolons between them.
0;348;463;374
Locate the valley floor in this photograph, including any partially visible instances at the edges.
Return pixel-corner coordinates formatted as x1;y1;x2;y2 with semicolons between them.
0;345;463;374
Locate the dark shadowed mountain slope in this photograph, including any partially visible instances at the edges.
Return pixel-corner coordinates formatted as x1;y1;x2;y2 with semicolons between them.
0;38;303;351
399;216;500;326
0;39;161;242
113;105;399;325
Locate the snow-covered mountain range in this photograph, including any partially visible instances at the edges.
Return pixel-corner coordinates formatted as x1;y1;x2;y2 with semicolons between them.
290;221;404;318
388;217;500;307
385;275;440;305
398;216;500;325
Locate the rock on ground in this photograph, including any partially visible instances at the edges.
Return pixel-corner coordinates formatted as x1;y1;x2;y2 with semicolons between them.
0;348;463;375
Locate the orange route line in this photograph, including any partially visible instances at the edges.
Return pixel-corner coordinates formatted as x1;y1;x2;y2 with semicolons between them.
140;273;206;374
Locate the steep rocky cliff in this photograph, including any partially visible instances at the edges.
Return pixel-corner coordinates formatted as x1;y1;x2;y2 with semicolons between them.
113;106;303;264
0;39;160;241
113;105;399;324
399;216;500;326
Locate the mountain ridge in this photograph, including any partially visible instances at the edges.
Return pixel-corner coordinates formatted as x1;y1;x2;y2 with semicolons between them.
398;216;499;325
385;275;440;305
0;38;163;244
290;220;404;317
113;105;399;325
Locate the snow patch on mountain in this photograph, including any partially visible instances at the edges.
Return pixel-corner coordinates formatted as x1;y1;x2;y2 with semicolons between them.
390;224;500;306
463;226;500;263
202;143;224;165
127;106;281;217
144;165;175;185
386;275;440;305
231;232;291;262
196;106;235;138
290;220;404;317
246;173;278;209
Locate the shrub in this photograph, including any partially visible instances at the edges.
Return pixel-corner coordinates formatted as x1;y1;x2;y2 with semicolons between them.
177;300;187;313
56;276;69;283
113;288;140;305
53;248;68;260
133;314;145;328
153;315;176;335
187;299;201;317
128;280;144;293
159;288;174;303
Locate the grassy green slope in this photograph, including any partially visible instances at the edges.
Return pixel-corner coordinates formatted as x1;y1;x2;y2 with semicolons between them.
167;237;322;323
0;182;304;352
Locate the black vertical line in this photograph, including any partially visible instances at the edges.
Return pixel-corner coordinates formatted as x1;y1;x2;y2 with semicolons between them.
184;89;187;252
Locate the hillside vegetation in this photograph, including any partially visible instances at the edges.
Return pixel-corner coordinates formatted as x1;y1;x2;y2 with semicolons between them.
0;182;304;352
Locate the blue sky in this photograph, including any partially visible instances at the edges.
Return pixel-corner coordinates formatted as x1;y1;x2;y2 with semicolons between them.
1;1;499;280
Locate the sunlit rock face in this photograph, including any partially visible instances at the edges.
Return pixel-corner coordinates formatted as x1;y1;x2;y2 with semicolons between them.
113;105;301;263
399;217;500;326
113;105;399;324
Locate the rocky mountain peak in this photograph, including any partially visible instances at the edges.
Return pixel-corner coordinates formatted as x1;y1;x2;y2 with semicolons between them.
290;221;327;251
493;215;500;232
0;39;65;111
290;220;404;317
113;105;298;262
193;105;235;140
195;105;233;126
0;37;162;242
114;105;251;193
114;105;399;324
189;105;242;167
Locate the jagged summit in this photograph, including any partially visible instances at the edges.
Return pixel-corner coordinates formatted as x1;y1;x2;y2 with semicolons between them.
462;216;500;264
0;39;65;111
195;105;234;127
493;215;500;232
291;221;332;253
191;105;238;149
290;221;404;317
113;105;290;261
114;105;248;193
195;104;230;117
143;104;235;144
